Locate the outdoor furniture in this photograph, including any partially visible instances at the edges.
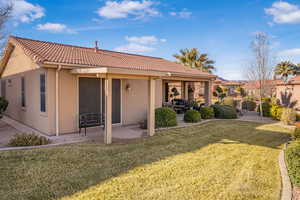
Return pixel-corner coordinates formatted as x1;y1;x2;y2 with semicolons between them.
79;113;104;136
172;99;190;113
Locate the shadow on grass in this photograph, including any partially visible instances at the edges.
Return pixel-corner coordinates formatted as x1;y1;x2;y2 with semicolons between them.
0;120;292;200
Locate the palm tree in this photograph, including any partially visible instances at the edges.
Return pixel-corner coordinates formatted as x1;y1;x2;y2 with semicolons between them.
174;48;215;73
274;61;298;83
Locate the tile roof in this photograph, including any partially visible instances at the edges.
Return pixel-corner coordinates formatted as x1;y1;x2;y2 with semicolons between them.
7;36;215;78
277;74;300;85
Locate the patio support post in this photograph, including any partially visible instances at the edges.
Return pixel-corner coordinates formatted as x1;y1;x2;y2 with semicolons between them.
181;81;185;99
184;81;189;100
55;65;62;136
204;80;212;106
148;77;155;136
104;76;112;144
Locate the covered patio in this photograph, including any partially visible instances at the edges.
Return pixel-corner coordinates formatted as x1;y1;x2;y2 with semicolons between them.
70;67;214;144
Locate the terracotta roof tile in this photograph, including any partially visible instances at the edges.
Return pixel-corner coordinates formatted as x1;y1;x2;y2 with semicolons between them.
8;36;215;78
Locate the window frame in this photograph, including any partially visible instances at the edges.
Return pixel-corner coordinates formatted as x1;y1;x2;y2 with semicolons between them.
21;76;26;108
40;73;46;113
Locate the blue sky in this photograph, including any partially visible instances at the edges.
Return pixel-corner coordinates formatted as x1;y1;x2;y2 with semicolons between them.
2;0;300;80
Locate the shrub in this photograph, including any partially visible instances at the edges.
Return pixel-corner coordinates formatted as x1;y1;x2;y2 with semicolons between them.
199;106;214;119
296;113;300;121
155;107;177;128
257;102;271;117
294;128;300;140
270;104;283;120
262;97;271;103
285;141;300;187
212;104;237;119
242;100;256;111
9;133;51;147
0;97;8;118
222;97;237;108
280;108;297;125
184;110;201;123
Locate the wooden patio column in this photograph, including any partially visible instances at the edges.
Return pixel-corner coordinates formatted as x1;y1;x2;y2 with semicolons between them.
148;78;156;136
204;80;212;106
104;76;112;144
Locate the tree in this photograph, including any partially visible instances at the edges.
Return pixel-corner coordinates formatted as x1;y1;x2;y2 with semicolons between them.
213;86;227;102
0;4;12;54
246;33;273;116
274;61;298;83
174;48;215;73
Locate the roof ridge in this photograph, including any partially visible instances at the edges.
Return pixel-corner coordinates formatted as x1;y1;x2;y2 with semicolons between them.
10;35;164;60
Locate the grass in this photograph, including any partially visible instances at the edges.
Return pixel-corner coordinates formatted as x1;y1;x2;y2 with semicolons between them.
0;120;292;200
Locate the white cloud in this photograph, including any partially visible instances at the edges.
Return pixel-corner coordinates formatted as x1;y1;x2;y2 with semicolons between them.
169;9;192;18
114;43;154;53
36;23;76;34
97;0;160;19
125;35;166;44
278;48;300;56
1;0;45;24
115;35;166;53
265;1;300;24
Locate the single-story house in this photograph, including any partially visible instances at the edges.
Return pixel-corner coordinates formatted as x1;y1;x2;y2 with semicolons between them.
276;74;300;112
0;36;216;144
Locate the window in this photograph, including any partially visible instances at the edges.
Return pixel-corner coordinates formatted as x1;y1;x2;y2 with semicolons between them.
40;73;46;112
21;77;26;107
1;80;6;98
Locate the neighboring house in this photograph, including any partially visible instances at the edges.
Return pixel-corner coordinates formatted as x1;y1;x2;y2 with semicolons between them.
276;74;300;112
213;77;245;96
244;80;278;98
0;36;216;144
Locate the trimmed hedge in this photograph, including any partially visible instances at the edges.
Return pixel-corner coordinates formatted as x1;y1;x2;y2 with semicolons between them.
270;104;283;121
222;97;236;108
280;108;297;125
285;141;300;187
199;106;214;119
184;110;201;123
294;128;300;140
0;97;8;118
257;102;271;117
155;107;177;128
212;104;237;119
9;133;51;147
297;113;300;121
242;100;256;111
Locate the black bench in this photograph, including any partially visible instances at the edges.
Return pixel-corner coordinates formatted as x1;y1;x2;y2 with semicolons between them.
79;113;104;136
171;99;190;113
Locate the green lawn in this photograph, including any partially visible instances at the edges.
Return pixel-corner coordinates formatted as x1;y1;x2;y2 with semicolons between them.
0;120;292;200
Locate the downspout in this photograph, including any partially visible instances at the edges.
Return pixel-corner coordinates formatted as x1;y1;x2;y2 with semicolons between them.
55;65;62;136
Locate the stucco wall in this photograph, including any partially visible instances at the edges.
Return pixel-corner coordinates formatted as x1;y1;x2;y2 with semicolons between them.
1;45;56;135
121;79;162;125
2;68;56;135
58;69;78;134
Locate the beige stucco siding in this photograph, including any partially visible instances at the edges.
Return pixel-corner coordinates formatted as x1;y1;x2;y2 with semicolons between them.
2;45;39;78
58;69;78;134
2;68;56;135
1;45;56;135
121;79;162;125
